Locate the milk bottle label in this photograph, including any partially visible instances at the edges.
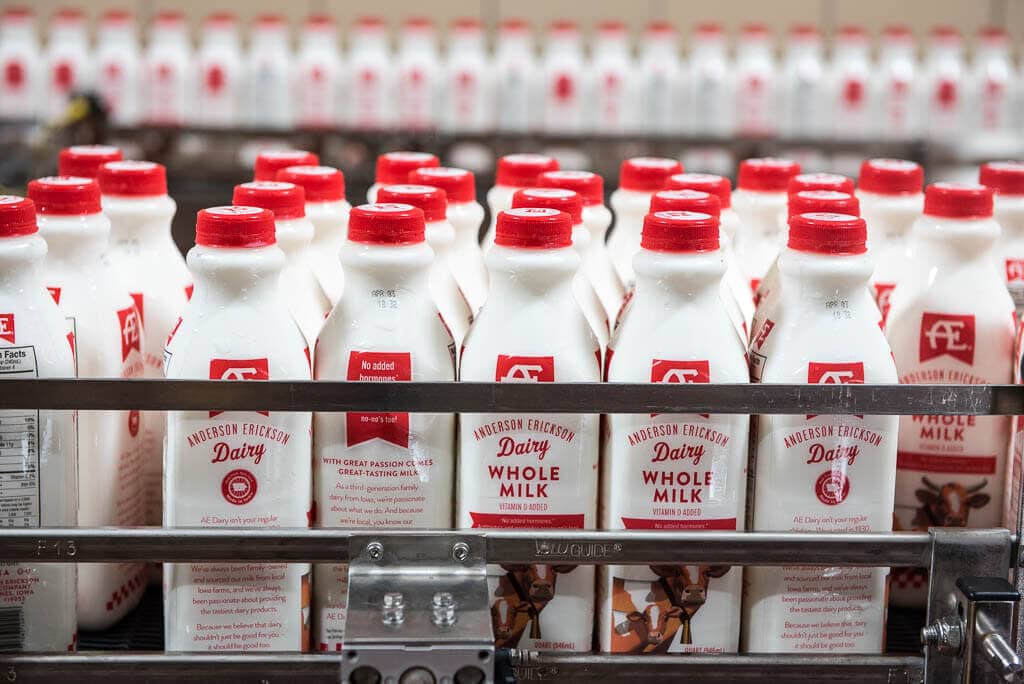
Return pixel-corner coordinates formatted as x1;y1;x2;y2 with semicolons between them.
0;336;41;529
345;351;410;447
873;283;896;325
169;358;310;651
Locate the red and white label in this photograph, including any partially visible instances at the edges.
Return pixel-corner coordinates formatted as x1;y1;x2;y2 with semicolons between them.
873;282;895;325
0;313;13;344
129;293;145;327
1006;260;1024;283
919;312;975;365
496;355;554;382
345;351;411;448
752;319;774;351
208;358;269;417
651;359;709;385
117;305;142;362
47;287;61;305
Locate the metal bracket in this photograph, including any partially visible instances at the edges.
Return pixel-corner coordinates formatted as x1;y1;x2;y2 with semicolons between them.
923;528;1014;683
342;533;494;684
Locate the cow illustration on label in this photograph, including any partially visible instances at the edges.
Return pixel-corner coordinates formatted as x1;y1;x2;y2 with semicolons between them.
910;477;989;528
492;564;579;647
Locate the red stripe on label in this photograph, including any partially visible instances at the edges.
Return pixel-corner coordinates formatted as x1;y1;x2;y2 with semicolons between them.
897;451;997;475
620;517;738;530
469;512;584;529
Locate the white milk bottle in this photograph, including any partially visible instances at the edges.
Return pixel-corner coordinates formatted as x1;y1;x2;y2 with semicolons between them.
164;206;311;652
537;170;624;323
377;184;472;351
99;161;190;528
367;151;439;204
494;19;536;133
778;25;825;139
409;166;488;313
857;158;924;324
313;202;455;652
648;190;748;342
458;207;599;652
829;25;873;140
688;23;735;138
27;176;146;630
876;26;919;140
608;157;684;287
347;16;394;131
195;12;244;128
232;182;329;349
0;7;40;121
142;11;193;127
253;149;319;182
666;173;752;329
886;183;1014;606
95;10;140;127
58;144;123;180
0;195;77;651
921;26;965;142
295;15;343;129
511;187;608;350
588;21;635;134
276;165;349;307
42;8;91;122
969;28;1016;142
245;14;293;130
482;153;560;250
753;190;862;337
734;24;777;137
982;162;1024;316
745;212;898;653
541;20;585;134
601;209;748;654
636;22;683;135
395;17;439;131
732;157;800;296
442;18;491;133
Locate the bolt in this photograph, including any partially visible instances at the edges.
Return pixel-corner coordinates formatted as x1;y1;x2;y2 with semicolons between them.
381;591;405;626
452;541;471;562
366;541;384;561
921;616;963;656
431;591;457;627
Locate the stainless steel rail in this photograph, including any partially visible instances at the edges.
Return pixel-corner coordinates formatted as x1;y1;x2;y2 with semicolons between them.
0;379;1020;415
0;652;926;683
0;528;935;567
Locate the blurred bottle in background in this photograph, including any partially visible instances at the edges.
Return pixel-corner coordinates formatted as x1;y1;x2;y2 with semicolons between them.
541;20;585;134
921;26;965;141
493;19;535;133
588;21;636;135
246;14;293;129
348;16;394;130
142;11;193;127
95;10;140;127
442;18;491;133
829;25;873;140
637;21;684;135
295;15;344;129
969;27;1016;143
195;13;244;128
396;17;440;131
0;7;40;120
43;8;92;121
875;25;919;140
779;24;826;139
734;23;777;137
689;22;735;137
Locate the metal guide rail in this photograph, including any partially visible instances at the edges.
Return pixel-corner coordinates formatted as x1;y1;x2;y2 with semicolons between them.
0;379;1020;683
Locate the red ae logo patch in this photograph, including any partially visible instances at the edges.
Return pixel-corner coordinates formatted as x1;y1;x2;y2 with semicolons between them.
807;362;864;419
919;312;975;365
208;358;269;417
117;306;142;362
0;313;14;344
651;359;710;385
1006;260;1024;283
495;355;554;382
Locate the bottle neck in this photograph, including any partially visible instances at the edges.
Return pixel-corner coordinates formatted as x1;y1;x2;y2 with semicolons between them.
275;217;314;256
104;195;176;245
303;30;337;47
150;29;189;47
352;34;389;52
450;34;483;52
777;248;874;302
426;220;455;257
632;249;727;305
186;244;285;306
485;245;580;301
37;213;110;265
0;235;47;288
339;242;434;309
911;215;999;258
834;44;868;60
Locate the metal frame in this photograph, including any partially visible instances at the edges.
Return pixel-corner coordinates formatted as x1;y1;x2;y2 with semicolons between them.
0;379;1018;683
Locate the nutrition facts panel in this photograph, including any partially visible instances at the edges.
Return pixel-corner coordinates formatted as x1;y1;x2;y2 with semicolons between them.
0;345;39;528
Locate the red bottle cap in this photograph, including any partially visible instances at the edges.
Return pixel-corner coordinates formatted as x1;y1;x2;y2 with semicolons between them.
348;204;426;245
276;165;345;202
496;154;560;188
737;158;801;192
499;18;530;33
196;206;276;248
619;157;684;192
27;176;101;215
857;159;924;195
535;170;603;206
375;152;440;185
665;173;732;209
253;150;319;181
649;189;721;218
788;212;867;254
512;188;583;224
101;10;133;25
923;182;994;219
377;184;447;222
98;161;167;197
57;145;124;179
232;182;306;220
788;172;855;196
641;211;720;252
788;190;860;219
495;207;572;249
154;11;186;26
645;21;676;36
980;162;1024;197
408;167;475;203
0;196;37;237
